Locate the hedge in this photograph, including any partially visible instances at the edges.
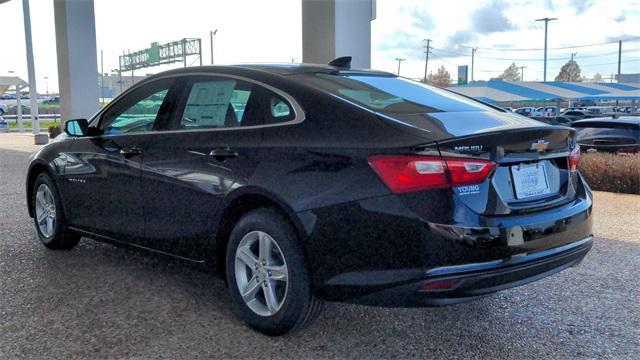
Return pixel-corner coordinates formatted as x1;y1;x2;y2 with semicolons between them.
579;153;640;195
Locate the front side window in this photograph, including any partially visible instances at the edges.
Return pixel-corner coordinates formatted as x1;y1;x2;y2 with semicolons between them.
100;79;174;135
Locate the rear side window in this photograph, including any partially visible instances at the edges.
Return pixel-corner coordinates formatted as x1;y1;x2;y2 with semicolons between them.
303;74;493;114
178;76;296;129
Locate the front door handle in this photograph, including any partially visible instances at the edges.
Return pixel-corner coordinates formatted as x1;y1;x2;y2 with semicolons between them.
120;147;143;157
209;148;239;161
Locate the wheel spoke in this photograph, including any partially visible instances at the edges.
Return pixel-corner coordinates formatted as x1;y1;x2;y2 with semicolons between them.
258;233;272;263
236;246;258;268
37;210;47;223
266;264;288;281
262;281;279;314
46;216;54;234
242;276;261;302
36;191;46;208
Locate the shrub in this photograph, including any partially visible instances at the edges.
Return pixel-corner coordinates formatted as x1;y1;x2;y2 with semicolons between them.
579;153;640;194
48;125;62;138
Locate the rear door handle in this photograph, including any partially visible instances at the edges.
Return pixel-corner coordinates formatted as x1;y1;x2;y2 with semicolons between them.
209;148;239;160
120;147;143;157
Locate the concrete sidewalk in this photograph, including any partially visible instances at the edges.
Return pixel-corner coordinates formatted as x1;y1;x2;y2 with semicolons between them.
0;133;48;153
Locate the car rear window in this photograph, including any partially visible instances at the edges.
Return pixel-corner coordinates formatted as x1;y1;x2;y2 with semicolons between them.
303;73;495;114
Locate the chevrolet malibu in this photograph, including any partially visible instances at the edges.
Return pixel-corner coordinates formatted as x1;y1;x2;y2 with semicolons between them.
26;61;593;335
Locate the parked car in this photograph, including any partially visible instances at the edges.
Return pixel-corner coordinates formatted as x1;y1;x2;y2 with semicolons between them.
533;106;558;117
533;116;572;126
0;103;7;115
43;96;60;104
573;117;640;154
514;106;535;116
560;109;594;122
502;107;514;112
26;62;593;335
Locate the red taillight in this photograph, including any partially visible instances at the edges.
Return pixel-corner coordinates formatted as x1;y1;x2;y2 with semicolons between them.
368;155;495;194
568;146;580;171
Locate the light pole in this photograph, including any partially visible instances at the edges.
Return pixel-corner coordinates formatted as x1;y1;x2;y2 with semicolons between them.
518;66;526;81
44;76;49;95
394;58;406;75
210;29;218;65
569;52;577;82
535;17;557;82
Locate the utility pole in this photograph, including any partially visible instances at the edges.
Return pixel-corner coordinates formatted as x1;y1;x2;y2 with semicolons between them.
423;39;431;83
518;66;526;81
617;40;622;82
535;17;558;82
471;47;477;82
569;52;577;82
210;29;218;65
100;50;104;103
394;58;406;75
44;76;49;96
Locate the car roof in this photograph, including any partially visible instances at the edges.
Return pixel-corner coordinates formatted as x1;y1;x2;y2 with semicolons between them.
144;63;395;80
572;116;640;125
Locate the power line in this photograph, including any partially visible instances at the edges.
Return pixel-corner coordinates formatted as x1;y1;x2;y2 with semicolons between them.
454;37;640;52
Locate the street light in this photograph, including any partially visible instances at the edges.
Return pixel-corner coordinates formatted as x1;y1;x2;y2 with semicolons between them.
44;76;49;95
210;29;218;65
535;17;558;82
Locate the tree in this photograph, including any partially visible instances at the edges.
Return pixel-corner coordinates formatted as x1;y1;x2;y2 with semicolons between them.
555;60;582;82
497;62;521;81
591;73;603;82
427;65;451;87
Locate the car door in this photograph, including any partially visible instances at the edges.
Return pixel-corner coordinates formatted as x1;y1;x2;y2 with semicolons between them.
64;78;177;241
138;74;298;259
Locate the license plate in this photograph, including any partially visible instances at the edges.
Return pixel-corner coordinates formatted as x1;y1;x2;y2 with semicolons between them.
511;163;550;199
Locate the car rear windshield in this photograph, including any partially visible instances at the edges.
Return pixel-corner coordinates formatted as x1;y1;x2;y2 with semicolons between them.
303;73;496;114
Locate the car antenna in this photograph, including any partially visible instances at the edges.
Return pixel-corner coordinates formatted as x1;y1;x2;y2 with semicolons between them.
328;56;352;69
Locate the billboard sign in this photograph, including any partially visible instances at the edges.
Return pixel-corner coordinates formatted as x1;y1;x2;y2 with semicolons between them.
458;65;469;85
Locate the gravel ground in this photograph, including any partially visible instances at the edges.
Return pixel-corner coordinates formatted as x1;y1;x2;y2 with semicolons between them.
1;135;639;359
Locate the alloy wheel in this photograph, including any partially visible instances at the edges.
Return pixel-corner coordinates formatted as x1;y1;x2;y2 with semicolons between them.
234;230;289;317
34;184;56;238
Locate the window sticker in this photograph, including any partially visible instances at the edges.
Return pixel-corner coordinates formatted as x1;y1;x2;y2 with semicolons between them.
183;80;236;127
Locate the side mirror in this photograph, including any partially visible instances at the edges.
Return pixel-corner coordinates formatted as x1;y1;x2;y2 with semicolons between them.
64;118;89;137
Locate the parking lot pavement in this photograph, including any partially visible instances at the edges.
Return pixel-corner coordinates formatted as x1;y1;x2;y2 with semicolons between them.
1;139;639;359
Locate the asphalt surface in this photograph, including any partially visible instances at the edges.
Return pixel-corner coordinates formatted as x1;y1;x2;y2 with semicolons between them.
1;137;639;359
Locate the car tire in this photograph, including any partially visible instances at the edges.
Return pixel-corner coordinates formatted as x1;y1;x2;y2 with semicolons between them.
32;172;80;250
225;208;323;336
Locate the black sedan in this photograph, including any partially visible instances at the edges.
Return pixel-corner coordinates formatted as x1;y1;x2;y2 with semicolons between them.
573;117;640;153
26;61;593;335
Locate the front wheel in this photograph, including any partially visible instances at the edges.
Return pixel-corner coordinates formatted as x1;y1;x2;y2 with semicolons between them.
32;173;80;250
225;208;323;335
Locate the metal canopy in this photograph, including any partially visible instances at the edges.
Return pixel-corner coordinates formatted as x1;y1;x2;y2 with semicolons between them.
450;81;640;102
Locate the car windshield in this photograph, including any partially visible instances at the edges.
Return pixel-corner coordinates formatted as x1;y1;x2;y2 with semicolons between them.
304;73;496;114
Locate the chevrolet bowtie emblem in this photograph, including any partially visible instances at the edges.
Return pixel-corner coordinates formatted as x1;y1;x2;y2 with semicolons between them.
530;140;549;152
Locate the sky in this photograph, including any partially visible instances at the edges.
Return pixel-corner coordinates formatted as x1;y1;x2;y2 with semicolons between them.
0;0;638;93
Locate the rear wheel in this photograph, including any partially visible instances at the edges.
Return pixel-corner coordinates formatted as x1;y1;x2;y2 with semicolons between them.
225;208;322;335
32;173;80;250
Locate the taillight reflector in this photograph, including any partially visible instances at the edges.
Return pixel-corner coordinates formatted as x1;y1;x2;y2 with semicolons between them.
568;146;580;171
368;155;495;194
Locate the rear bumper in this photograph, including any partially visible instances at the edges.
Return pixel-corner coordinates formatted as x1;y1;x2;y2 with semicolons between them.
303;182;593;306
349;236;592;307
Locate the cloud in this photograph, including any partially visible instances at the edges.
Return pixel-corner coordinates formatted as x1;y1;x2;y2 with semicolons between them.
544;0;555;10
605;34;640;42
408;6;435;31
448;30;475;47
570;0;594;14
375;29;420;52
613;13;626;22
470;0;517;34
